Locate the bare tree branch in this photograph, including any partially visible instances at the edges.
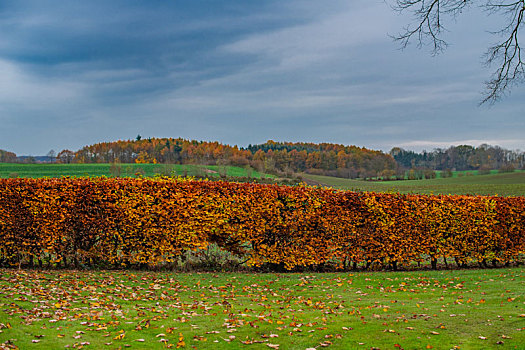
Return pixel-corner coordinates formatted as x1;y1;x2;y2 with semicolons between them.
391;0;524;104
391;1;471;54
482;1;524;104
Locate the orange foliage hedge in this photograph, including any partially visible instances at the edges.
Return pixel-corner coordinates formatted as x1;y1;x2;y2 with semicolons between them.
0;178;523;269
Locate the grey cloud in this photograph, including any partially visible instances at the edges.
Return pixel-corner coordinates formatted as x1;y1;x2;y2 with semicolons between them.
0;0;522;155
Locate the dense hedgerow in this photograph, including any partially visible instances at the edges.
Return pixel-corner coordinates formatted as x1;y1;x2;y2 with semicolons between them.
0;177;523;270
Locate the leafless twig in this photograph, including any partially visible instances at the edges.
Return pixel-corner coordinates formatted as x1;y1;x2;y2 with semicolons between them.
391;0;524;104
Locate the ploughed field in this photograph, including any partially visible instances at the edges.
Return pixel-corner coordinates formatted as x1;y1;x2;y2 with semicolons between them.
0;268;524;349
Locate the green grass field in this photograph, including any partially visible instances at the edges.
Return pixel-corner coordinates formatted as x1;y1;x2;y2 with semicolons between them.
435;169;505;178
0;163;269;180
0;268;523;349
302;171;525;197
3;163;524;196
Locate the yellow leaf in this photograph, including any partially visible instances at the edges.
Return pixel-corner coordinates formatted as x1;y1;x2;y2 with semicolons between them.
114;333;125;340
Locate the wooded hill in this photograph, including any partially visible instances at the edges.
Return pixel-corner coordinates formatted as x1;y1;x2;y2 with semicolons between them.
5;140;524;179
73;138;397;179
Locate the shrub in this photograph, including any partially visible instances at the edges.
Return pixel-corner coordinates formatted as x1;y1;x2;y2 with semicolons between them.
0;178;523;271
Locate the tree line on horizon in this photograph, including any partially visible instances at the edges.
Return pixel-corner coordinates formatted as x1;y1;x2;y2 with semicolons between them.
71;138;397;179
390;144;525;174
2;139;524;179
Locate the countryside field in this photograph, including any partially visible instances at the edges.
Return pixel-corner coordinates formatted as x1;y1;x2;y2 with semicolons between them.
0;163;269;180
0;268;523;350
2;163;525;197
302;172;525;197
1;167;524;349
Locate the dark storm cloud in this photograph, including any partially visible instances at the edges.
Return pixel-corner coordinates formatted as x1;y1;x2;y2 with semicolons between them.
0;0;523;155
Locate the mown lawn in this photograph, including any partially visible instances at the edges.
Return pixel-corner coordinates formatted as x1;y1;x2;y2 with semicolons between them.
302;172;525;197
0;268;523;349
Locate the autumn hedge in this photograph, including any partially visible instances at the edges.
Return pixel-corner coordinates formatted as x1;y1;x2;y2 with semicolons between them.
0;178;523;270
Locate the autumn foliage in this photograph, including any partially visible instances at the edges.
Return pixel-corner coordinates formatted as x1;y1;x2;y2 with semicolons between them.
73;138;397;179
0;177;523;270
0;149;17;163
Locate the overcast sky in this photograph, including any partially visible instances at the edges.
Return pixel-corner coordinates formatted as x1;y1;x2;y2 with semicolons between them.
0;0;523;155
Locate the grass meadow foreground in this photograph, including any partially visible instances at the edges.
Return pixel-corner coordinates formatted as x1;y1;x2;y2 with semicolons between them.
0;269;523;349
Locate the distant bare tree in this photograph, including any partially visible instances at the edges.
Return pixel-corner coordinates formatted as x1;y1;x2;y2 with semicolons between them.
391;0;524;104
46;149;56;162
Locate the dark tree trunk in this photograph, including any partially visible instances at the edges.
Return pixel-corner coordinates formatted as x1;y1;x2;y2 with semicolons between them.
431;258;437;270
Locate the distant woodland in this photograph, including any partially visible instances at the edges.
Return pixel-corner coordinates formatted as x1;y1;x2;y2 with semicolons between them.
72;138;397;179
2;139;524;180
390;145;525;173
0;149;17;163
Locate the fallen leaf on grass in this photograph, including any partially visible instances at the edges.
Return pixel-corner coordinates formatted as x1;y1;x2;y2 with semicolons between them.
176;332;185;348
114;333;125;340
242;338;267;345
